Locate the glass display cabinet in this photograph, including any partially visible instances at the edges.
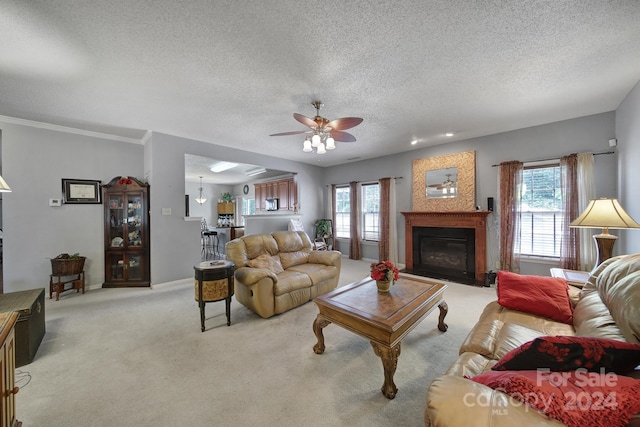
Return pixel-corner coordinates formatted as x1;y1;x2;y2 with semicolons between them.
103;176;150;287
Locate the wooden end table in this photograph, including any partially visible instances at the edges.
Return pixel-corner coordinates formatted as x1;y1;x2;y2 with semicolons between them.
49;271;85;301
194;260;234;331
550;267;590;288
312;273;448;399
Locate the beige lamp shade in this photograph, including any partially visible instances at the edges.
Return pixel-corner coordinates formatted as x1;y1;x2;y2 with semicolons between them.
570;198;640;233
570;198;640;270
0;175;11;192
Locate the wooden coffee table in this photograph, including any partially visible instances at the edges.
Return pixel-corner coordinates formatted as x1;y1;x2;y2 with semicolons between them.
312;273;448;399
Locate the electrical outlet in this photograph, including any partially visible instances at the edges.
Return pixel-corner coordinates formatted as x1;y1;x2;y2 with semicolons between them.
495;261;501;269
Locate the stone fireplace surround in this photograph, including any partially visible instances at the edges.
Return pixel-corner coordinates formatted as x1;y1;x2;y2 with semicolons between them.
402;211;490;286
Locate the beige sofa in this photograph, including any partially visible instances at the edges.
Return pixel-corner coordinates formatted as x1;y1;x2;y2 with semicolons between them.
225;231;341;318
425;254;640;426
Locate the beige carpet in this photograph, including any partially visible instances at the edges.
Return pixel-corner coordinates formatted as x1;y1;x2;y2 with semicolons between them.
15;258;496;427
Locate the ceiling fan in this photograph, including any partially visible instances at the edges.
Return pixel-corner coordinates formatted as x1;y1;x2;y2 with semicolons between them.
270;101;363;154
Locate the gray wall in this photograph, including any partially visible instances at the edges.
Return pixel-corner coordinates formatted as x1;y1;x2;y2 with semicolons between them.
616;80;640;255
0;107;632;292
325;112;618;275
185;180;234;226
0;123;325;292
1;121;144;291
145;132;326;285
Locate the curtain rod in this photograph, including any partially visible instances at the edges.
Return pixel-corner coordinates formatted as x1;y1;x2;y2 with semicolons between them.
326;176;403;187
491;151;615;167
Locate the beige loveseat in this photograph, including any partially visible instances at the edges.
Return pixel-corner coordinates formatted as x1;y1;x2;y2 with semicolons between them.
225;231;341;318
425;254;640;426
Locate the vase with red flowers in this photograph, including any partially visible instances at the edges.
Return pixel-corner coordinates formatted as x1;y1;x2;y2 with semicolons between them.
370;260;400;293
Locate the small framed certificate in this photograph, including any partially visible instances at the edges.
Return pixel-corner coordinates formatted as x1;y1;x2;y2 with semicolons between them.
62;179;102;204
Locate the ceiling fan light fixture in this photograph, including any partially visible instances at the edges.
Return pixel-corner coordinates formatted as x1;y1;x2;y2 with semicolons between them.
271;101;362;155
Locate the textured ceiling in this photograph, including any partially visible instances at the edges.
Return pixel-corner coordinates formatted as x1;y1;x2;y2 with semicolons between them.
2;0;640;169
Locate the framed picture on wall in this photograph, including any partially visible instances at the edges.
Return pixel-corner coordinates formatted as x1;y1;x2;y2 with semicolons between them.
62;178;102;204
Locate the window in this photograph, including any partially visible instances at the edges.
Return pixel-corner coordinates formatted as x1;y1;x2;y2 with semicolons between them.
243;198;255;216
335;186;350;238
517;164;563;258
361;183;380;241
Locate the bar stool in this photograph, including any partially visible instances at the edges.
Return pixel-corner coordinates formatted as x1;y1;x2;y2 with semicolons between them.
201;218;213;259
204;230;218;259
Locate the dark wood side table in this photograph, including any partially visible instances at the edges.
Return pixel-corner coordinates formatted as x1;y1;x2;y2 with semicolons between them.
49;271;85;301
194;260;235;331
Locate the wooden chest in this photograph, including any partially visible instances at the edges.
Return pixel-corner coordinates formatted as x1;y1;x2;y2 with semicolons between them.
0;288;46;367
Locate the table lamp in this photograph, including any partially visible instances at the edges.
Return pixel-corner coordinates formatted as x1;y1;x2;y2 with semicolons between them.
0;175;11;192
570;198;640;269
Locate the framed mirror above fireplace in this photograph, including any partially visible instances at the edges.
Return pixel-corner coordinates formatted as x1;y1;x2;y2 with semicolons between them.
412;150;475;211
426;167;458;198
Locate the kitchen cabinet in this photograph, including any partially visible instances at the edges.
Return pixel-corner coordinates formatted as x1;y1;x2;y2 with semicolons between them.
217;202;235;226
287;180;297;211
254;177;297;212
103;176;150;287
230;226;245;240
277;180;290;210
255;184;264;211
217;202;234;214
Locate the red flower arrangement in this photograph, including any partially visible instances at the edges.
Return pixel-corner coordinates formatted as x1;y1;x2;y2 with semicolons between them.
118;177;133;185
370;260;400;283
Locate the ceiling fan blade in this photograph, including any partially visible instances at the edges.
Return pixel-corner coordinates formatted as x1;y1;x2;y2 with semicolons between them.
331;130;357;142
327;117;363;131
293;113;317;129
269;130;308;137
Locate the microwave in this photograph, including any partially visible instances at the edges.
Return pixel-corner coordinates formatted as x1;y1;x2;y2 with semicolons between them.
266;198;279;211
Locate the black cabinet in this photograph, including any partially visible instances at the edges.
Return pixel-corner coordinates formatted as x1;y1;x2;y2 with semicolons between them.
0;288;45;367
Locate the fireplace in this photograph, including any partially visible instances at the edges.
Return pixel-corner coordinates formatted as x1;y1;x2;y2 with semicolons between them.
402;211;490;286
412;227;476;284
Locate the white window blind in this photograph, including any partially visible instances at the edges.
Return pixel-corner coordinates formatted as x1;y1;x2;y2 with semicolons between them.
335;186;350;238
361;183;380;241
517;164;563;258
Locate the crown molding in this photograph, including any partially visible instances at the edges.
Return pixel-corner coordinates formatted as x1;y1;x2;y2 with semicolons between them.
141;129;153;145
0;114;145;144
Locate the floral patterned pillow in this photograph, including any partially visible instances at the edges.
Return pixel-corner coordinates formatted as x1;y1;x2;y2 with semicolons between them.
470;370;640;427
492;336;640;374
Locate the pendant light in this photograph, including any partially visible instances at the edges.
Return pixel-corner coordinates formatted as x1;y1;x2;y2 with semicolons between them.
195;176;207;205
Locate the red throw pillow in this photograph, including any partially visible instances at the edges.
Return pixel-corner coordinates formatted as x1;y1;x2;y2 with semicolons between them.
492;336;640;374
497;270;573;324
470;370;640;427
